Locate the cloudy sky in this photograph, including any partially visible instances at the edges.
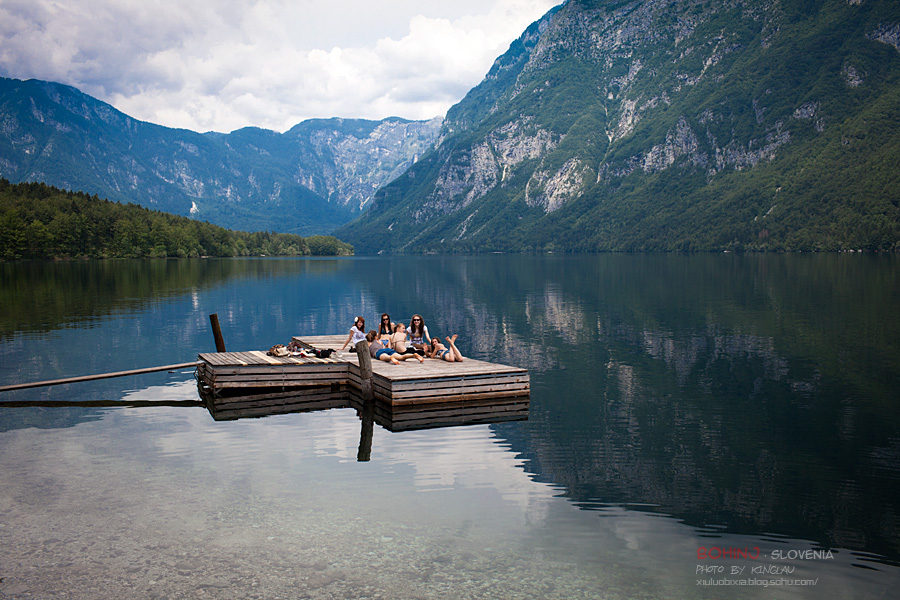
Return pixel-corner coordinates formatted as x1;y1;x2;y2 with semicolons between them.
0;0;560;133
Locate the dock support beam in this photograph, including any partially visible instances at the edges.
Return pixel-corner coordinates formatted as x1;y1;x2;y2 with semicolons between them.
357;400;374;461
355;339;373;401
209;313;227;352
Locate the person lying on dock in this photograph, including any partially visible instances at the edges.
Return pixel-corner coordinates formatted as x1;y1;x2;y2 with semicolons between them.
366;331;425;364
428;335;465;362
340;316;367;351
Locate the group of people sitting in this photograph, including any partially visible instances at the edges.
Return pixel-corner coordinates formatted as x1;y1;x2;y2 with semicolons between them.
340;313;465;366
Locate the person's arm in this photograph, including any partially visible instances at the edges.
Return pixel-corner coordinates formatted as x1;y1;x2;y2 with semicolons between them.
340;329;353;350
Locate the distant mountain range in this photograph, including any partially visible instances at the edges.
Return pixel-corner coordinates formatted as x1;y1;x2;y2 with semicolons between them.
3;0;900;251
337;0;900;252
0;77;441;235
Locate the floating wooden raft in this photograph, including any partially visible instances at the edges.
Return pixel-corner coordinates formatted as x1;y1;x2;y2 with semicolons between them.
195;335;529;406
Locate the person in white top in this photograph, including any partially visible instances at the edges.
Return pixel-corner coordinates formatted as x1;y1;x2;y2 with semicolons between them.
340;316;367;351
406;314;431;355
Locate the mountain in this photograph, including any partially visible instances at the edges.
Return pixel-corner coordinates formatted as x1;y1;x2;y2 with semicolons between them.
0;77;442;235
336;0;900;253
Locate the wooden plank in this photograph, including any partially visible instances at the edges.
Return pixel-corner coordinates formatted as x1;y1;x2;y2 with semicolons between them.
210;372;349;383
389;374;530;393
389;389;531;406
248;350;284;364
203;385;349;405
384;413;529;431
210;399;350;421
214;394;348;412
391;377;531;397
200;352;348;368
384;366;527;381
389;381;529;400
380;396;528;411
379;407;529;425
387;405;530;422
0;362;200;393
198;353;230;366
212;380;348;389
200;365;348;376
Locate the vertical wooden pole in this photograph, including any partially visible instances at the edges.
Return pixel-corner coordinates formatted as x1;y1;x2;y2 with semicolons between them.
357;400;374;462
355;339;373;401
209;313;227;353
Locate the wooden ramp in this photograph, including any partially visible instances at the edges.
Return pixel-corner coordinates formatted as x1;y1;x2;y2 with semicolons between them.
195;334;529;407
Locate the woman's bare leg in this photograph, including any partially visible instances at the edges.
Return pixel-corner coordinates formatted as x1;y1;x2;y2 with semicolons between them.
396;352;424;363
445;335;464;362
378;353;400;365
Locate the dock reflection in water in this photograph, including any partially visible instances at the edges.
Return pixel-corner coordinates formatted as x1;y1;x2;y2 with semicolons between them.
197;383;529;461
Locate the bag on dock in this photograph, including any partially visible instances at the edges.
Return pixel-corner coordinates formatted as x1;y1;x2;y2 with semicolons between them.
267;344;290;357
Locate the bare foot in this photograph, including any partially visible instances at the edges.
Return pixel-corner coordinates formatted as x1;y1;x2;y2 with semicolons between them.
390;357;400;365
447;334;458;343
416;354;425;363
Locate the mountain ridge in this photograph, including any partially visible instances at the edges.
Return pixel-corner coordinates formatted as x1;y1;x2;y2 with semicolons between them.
335;0;900;252
0;77;442;235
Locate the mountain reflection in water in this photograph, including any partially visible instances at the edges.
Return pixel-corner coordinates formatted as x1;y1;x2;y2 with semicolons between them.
1;254;899;594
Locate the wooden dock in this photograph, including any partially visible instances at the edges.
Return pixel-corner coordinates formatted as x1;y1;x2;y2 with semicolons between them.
196;334;530;413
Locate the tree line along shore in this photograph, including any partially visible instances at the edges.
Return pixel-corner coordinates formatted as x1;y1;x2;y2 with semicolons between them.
0;179;353;260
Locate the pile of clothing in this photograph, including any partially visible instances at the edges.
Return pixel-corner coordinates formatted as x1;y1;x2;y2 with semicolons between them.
267;341;337;359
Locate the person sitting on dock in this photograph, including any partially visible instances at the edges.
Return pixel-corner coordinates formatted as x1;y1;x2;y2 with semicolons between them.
340;316;367;351
378;313;395;343
365;331;424;364
390;323;417;355
406;314;431;355
428;334;465;362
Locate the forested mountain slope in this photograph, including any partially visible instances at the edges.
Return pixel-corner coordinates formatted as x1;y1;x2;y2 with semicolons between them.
0;179;352;260
336;0;900;252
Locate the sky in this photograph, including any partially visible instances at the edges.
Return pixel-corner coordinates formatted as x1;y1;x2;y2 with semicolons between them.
0;0;560;134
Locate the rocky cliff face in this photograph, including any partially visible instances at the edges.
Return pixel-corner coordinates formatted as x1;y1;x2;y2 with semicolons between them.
337;0;900;252
0;78;442;234
289;117;442;212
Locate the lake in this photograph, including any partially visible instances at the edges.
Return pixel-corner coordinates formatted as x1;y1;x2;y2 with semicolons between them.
1;254;898;599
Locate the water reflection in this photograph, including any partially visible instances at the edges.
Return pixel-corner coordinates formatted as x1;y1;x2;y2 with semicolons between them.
0;257;355;341
196;383;529;462
339;254;900;564
2;254;899;588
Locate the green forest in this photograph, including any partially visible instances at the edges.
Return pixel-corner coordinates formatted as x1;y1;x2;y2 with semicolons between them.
0;179;353;260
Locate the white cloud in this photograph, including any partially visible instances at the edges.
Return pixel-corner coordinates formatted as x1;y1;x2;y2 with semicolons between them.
0;0;560;133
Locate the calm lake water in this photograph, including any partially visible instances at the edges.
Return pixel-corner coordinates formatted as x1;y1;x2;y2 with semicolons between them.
1;254;899;599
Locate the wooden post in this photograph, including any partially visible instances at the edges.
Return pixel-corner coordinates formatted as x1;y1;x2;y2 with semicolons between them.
355;339;373;401
357;400;374;462
209;313;227;352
